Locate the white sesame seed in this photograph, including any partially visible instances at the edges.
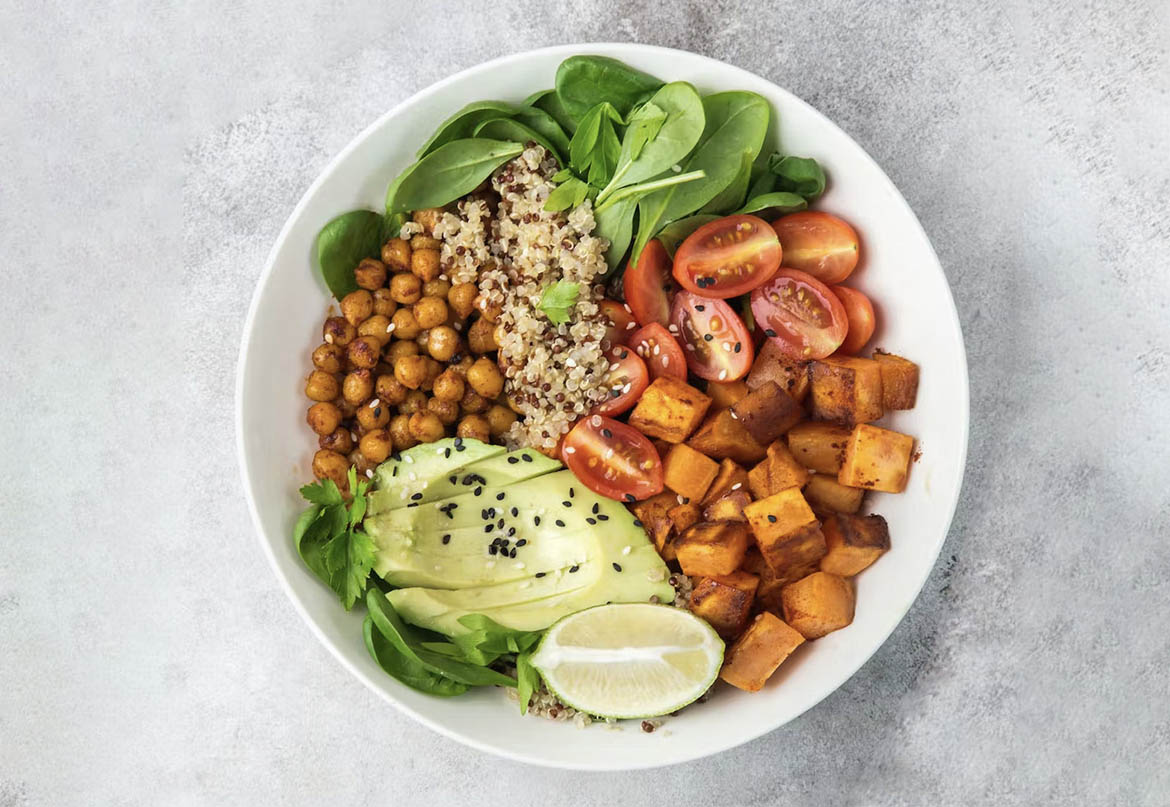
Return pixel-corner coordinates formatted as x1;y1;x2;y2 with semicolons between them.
722;342;732;352
668;324;679;333
662;357;670;368
604;447;614;459
626;321;636;330
405;455;414;464
324;332;334;344
514;562;526;569
350;431;358;442
591;415;602;427
609;362;620;371
718;369;728;380
365;469;374;479
564;446;576;454
622;545;632;555
677;495;685;504
729;410;738;419
731;482;742;490
652;344;661;356
622;383;631;393
369;398;380;408
385;323;396;333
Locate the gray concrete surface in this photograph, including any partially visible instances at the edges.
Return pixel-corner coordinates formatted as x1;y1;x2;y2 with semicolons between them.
2;1;1168;804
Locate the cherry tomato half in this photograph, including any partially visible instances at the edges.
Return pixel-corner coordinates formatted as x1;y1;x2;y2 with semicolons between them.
592;346;649;417
629;323;687;382
599;299;638;347
624;239;677;327
672;214;782;299
561;415;664;502
832;285;876;355
771;211;860;284
750;269;848;360
670;291;755;382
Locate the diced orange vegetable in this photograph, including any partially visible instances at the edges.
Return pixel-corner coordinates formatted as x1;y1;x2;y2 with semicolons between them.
662;443;719;502
743;488;826;576
838;423;915;493
719;611;806;691
667;501;703;535
872;351;919;410
747;339;810;403
630;491;678;557
803;473;865;514
700;459;750;506
820;513;890;576
703;489;751;521
689;570;760;639
781;571;855;639
747;441;810;498
787;421;852;474
730;380;803;444
628;377;712;443
808;356;884;425
706;379;749;411
687;410;767;465
674;521;751;576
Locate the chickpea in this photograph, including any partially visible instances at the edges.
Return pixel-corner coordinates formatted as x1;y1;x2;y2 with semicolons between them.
474;294;502;322
389;414;416;449
456;414;491;443
467;317;498;354
306;402;342;435
390;272;422;304
394;354;429;390
312;343;345;374
336;398;357;419
357;314;392;341
411;249;441;282
399;389;428;415
467;357;504;399
451;354;474;377
460;388;489;414
410;235;442;250
448;283;478;319
305;370;340;402
348;449;373;476
423;278;451;299
312;449;350;490
359;429;394;464
415;329;431;349
356;399;390;430
375;374;408;405
413;296;448;330
421;358;443;391
354;257;387;290
342;369;374;405
412;208;444;235
486;404;518;437
427;397;460;426
432;368;465;402
427;326;460;362
323;316;356;347
340;290;374;326
381;238;411;272
346;337;381;370
319;426;354;454
372;288;398;318
386;340;419;362
390;307;421;340
409;411;446;443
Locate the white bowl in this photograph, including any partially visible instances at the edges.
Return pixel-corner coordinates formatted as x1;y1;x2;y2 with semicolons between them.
237;43;968;770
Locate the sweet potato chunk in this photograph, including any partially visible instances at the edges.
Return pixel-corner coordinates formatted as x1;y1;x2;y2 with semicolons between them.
747;339;810;403
873;351;919;410
667;502;702;535
690;570;760;639
820;513;890;576
628;377;712;443
700;459;750;506
808;356;884;425
703;489;751;521
787;422;852;474
748;441;810;498
838;423;915;493
719;611;806;691
674;521;751;577
781;571;855;639
743;488;826;576
730;381;803;444
803;473;865;514
662;443;719;502
630;491;678;557
687;410;767;465
706;379;749;410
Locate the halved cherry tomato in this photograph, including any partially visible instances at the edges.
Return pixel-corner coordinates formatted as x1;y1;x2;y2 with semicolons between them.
673;215;782;299
592;346;649;416
670;291;755;382
624;239;676;327
599;299;638;347
561;415;664;502
832;285;876;355
771;211;860;284
629;323;686;382
751;269;848;360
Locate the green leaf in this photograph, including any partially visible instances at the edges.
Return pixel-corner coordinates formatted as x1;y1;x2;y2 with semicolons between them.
417;100;518;157
621;101;666;164
524;88;576;135
596;169;707;212
386;139;523;215
554;55;663;121
513;105;572;159
299;478;344;507
539;281;580;325
745;161;775;201
700;153;753;215
314;210;385;299
473;117;565;165
364;616;468;696
768;154;826;200
595;194;639;274
654;214;718;258
454;615;543;656
324;527;376;611
735;191;808;218
543;175;590;213
567;102;623;189
516;649;542;715
292;505;329;582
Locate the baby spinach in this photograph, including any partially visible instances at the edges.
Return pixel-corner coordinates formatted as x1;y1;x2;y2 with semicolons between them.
769;154;826;199
554;55;662;121
595;195;638;273
524;88;576;135
568;102;624;188
473;117;564;165
700;153;753;214
364;616;468;696
314;210;386;299
735;191;808;218
417;100;517;157
655;214;718;257
746;161;775;200
386;138;523;215
513;105;572;158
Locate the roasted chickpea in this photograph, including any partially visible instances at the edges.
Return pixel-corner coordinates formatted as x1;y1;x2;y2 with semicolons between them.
353;257;387;290
359;429;393;464
411;249;441;282
456;414;491;443
389;272;422;304
421;358;443;391
357;314;392;341
390;307;421;340
460;388;489;414
394;354;428;390
412;208;444;235
336;398;358;419
381;238;411;272
415;329;431;349
399;390;428;415
312;343;345;374
474;294;502;322
322;316;356;348
486;404;518;437
423;278;451;299
447;283;478;319
410;235;442;250
312;449;350;490
346;337;381;370
427;325;460;361
375;374;408;405
413;296;448;330
305;370;340;402
389;414;416;449
340;290;374;326
427;397;460;426
348;449;373;476
432;368;465;402
467;317;498;354
467;357;504;399
372;288;398;318
319;426;354;454
386;340;419;362
409;411;446;443
306;402;342;435
342;369;374;405
451;354;475;377
356;399;390;430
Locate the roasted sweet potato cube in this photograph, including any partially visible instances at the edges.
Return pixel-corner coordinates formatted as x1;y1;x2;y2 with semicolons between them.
741;547;768;576
690;570;760;639
803;473;865;514
628;377;712;443
781;571;855;639
748;441;810;498
703;489;751;521
838;424;915;493
706;379;749;410
787;422;852;474
719;611;806;691
820;513;890;576
700;459;750;506
662;443;719;502
873;351;919;410
730;380;804;445
674;521;751;577
630;491;677;557
667;502;702;535
808;356;884;425
747;339;810;403
744;488;826;575
687;410;766;465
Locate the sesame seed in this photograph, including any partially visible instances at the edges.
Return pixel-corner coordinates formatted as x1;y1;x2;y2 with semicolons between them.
734;342;742;353
474;486;483;496
564;446;576;454
410;492;422;501
767;514;777;522
569;565;579;573
612;563;622;572
695;304;705;312
601;428;613;438
535;571;546;578
622;545;632;555
592;503;600;514
369;398;380;408
731;482;742;490
486;525;495;535
703;333;713;342
562;501;572;508
511;507;519;517
633;519;643;527
508;456;519;464
498;518;505;528
442;534;451;544
765;329;777;337
496;492;506;501
586;517;596;525
597;514;609;521
385;323;396;333
324;333;333;344
521;454;533;463
624;494;636;503
534;516;541;526
350;431;359;442
365;469;374;479
718;369;728;380
722;341;732;352
556;519;566;527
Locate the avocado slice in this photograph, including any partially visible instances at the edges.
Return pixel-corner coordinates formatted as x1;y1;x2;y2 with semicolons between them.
367;438;505;514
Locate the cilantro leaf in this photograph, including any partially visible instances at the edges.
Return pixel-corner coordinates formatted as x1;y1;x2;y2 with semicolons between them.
324;528;377;611
295;470;375;610
539;281;580;325
299;478;344;506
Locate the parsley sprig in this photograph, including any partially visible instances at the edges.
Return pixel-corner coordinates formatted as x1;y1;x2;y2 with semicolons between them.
294;467;377;610
539;280;580;325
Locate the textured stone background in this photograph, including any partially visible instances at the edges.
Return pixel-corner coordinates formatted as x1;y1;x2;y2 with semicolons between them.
2;1;1168;804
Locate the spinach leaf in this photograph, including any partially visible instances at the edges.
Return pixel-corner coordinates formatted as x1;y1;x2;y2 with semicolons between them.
746;161;775;200
735;191;808;218
768;154;826;199
554;55;662;121
543;174;590;212
293;504;330;582
655;214;718;258
364;616;468;696
700;152;753;214
417;100;517;157
315;210;385;299
473;117;564;165
515;649;542;715
386;139;523;215
595;195;638;274
568;102;623;188
524;89;576;135
513;106;572;159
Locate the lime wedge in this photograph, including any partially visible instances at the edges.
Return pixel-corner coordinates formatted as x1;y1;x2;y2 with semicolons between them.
530;603;724;719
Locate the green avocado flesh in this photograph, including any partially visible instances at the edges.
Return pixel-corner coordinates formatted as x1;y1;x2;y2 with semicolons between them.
365;438;675;636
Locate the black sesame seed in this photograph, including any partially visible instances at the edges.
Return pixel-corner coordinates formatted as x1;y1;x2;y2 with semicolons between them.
632;518;643;527
591;503;599;514
454;437;463;447
392;467;398;477
586;517;596;525
485;524;494;533
509;549;517;558
456;444;465;452
442;534;451;544
569;487;575;498
619;350;629;359
562;501;572;508
535;572;546;578
534;516;541;526
601;428;613;438
444;447;451;458
407;502;419;508
515;539;526;547
767;514;777;523
462;474;474;485
734;342;742;353
521;453;533;462
612;563;622;572
474;486;483;496
410;492;422;500
624;494;636;503
597;514;609;521
448;475;457;484
695;304;705;312
511;507;518;517
508;528;516;537
496;492;505;501
569;565;579;573
507;456;519;464
556;519;566;528
445;510;454;519
498;518;505;528
488;544;498;554
765;328;777;337
481;509;488;520
703;333;714;342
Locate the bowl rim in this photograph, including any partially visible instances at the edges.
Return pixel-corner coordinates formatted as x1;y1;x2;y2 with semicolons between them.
236;41;970;770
